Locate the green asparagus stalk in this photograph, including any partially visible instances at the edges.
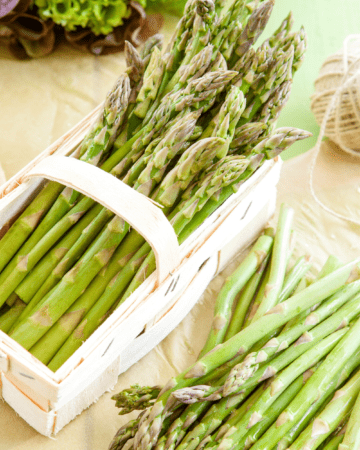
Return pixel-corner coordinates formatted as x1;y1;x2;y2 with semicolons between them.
279;254;343;335
338;389;360;450
223;250;271;340
0;298;26;333
227;0;274;68
140;34;164;66
198;233;273;358
277;255;312;303
242;253;272;327
109;414;144;450
124;41;145;86
272;348;359;450
160;0;218;96
320;428;346;450
112;385;163;415
250;204;294;321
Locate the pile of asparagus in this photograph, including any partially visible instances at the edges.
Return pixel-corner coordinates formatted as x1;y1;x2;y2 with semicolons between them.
0;0;310;371
109;205;360;450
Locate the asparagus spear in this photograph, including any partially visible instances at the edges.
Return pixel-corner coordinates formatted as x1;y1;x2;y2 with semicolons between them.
231;280;360;385
267;349;358;450
109;414;144;450
241;253;272;327
198;233;273;358
250;204;294;321
338;389;360;450
279;254;343;335
112;385;163;415
320;428;346;450
227;0;274;68
0;298;26;333
223;247;271;340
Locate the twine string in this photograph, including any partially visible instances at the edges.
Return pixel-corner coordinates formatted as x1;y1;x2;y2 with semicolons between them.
309;35;360;227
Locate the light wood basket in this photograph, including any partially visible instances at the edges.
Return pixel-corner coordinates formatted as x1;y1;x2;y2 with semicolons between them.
0;106;282;436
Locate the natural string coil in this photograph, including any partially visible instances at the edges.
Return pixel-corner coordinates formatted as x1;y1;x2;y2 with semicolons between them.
309;35;360;227
311;34;360;156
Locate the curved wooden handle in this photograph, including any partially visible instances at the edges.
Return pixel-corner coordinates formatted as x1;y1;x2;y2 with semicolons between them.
23;156;180;285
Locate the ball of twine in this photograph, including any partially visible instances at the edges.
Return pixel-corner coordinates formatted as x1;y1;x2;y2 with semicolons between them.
311;35;360;157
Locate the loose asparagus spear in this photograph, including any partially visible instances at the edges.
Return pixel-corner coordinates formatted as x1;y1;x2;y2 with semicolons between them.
198;233;273;358
320;427;346;450
223;246;271;340
112;385;163;415
250;204;294;321
277;255;313;303
338;389;360;450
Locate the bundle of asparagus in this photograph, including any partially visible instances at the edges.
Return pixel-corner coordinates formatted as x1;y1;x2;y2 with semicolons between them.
109;205;360;450
0;0;310;371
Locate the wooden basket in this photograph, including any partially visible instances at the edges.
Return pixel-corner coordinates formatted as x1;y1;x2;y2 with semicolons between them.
0;106;282;436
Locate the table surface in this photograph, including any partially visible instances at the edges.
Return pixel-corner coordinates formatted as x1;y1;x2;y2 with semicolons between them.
1;2;360;449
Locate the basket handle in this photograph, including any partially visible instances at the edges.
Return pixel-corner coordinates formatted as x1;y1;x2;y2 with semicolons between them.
22;155;180;286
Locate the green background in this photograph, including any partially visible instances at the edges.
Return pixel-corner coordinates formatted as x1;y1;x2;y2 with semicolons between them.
258;0;360;159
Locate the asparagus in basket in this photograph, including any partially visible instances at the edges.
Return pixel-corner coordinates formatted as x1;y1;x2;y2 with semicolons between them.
0;0;312;371
0;67;237;308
